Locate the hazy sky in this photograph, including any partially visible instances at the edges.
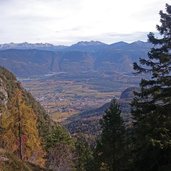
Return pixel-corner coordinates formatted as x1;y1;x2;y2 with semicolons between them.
0;0;168;45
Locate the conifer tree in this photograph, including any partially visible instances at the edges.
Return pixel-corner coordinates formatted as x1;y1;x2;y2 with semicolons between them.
94;99;126;171
46;125;75;170
132;4;171;171
75;134;93;171
1;89;45;166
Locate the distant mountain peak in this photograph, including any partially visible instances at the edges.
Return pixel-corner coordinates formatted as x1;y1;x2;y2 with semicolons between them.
109;41;129;48
134;40;145;43
130;40;152;48
72;41;106;46
110;41;128;45
0;42;67;51
130;40;148;45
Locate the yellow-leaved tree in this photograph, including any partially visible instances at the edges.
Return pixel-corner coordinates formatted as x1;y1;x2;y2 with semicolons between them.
1;89;45;167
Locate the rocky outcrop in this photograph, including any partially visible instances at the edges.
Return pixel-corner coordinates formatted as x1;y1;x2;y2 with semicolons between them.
0;78;8;106
0;78;8;117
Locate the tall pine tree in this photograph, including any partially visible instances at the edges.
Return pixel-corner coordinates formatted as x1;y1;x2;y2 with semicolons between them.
132;4;171;171
94;99;126;171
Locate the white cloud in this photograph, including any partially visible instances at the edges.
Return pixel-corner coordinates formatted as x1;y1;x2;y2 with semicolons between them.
0;0;168;44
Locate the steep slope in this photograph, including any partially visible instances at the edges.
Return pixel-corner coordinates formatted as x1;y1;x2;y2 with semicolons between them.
0;66;52;137
119;87;139;125
0;66;54;168
0;66;78;170
0;49;62;77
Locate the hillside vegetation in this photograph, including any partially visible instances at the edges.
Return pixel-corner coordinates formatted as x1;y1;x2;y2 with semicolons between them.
0;67;77;170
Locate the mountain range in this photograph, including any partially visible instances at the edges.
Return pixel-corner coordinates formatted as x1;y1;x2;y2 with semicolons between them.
0;41;152;77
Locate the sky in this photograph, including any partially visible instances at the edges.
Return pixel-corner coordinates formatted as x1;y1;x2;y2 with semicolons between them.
0;0;168;45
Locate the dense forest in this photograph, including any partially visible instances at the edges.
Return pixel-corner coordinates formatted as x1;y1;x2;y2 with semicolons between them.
0;3;171;171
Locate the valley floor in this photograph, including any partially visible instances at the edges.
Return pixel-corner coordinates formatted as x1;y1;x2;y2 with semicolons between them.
21;71;139;122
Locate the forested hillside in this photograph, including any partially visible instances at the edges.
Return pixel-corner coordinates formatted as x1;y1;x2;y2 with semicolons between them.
0;66;87;170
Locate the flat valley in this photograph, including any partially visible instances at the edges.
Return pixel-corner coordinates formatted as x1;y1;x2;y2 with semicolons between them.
21;71;140;122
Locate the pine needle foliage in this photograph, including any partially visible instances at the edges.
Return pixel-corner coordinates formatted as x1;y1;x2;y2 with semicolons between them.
132;4;171;171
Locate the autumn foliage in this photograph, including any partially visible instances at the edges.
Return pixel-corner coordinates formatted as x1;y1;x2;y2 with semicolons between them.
0;89;45;166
